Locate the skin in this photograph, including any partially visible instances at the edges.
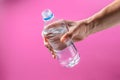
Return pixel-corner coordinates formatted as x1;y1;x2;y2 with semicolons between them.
43;0;120;59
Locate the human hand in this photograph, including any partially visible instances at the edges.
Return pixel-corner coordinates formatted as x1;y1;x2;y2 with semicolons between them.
42;19;92;59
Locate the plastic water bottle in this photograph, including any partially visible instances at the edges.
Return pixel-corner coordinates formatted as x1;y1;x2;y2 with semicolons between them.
41;9;80;68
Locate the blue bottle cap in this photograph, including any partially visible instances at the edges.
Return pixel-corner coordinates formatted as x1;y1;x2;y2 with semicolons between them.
41;9;54;21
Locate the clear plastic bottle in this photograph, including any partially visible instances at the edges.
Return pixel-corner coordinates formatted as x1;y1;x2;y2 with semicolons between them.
41;9;80;68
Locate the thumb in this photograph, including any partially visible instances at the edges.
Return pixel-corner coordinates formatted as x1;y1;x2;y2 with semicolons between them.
60;32;72;43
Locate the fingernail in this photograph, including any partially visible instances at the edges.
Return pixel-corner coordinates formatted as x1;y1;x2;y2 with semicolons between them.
60;38;65;42
61;38;68;43
52;55;56;59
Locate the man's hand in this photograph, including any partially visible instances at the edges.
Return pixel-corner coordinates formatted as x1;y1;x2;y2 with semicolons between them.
43;19;92;58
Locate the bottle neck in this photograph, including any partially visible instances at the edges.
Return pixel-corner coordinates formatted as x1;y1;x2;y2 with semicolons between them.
44;16;57;27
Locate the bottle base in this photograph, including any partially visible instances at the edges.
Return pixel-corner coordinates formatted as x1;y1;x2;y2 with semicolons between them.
60;53;80;68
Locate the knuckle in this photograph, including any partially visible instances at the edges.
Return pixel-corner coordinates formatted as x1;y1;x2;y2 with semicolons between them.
67;33;72;38
59;19;66;23
44;41;48;46
44;44;48;47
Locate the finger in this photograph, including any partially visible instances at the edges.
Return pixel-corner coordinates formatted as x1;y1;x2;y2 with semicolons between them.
60;32;72;43
43;38;55;50
43;38;49;48
45;19;67;29
72;37;84;42
49;47;56;59
45;20;63;28
51;51;57;59
43;37;48;42
44;40;56;59
43;37;52;49
46;43;53;52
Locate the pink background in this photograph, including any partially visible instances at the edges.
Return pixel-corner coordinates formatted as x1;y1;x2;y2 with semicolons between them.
1;0;120;80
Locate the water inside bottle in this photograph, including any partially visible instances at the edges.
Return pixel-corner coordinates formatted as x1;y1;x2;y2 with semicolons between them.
56;44;80;68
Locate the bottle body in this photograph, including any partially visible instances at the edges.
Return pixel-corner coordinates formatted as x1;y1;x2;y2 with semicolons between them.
42;9;80;68
56;44;80;67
